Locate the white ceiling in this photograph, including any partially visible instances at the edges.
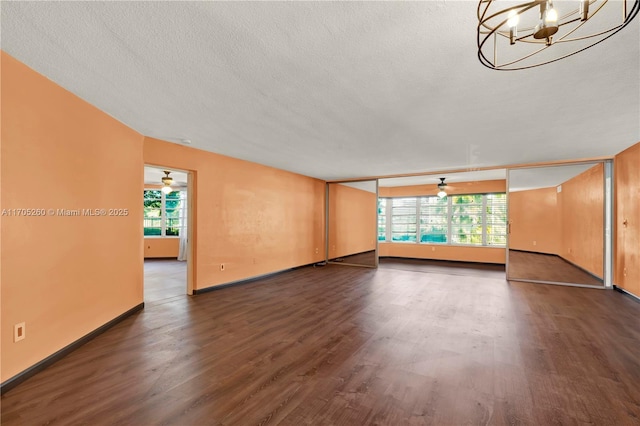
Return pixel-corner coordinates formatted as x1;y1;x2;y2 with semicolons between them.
508;163;600;192
2;2;638;181
379;169;506;187
339;181;378;193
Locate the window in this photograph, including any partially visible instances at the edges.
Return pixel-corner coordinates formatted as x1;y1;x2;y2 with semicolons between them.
381;193;507;247
486;193;507;246
143;189;186;237
378;198;387;241
391;198;417;242
419;196;448;243
451;194;484;245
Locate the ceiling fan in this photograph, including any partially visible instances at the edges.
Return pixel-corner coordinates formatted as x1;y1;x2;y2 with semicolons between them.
161;170;174;194
437;178;448;198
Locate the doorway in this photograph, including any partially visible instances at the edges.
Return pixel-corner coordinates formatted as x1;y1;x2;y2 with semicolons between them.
143;165;195;301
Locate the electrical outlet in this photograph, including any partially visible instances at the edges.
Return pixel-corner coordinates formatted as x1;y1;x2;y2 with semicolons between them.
533;241;537;246
14;323;25;342
315;248;319;254
432;246;436;251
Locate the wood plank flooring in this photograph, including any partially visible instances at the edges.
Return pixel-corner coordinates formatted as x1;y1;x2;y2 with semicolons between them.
380;257;505;279
329;250;377;267
2;261;639;425
508;250;604;286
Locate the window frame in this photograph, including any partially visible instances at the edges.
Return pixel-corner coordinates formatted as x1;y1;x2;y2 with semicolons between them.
143;189;186;238
379;192;507;248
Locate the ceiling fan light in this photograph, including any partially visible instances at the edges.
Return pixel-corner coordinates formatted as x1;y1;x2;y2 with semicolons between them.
437;178;447;198
161;170;174;186
161;185;173;194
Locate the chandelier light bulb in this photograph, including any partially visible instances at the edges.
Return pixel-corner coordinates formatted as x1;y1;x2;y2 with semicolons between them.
507;10;519;28
545;6;558;23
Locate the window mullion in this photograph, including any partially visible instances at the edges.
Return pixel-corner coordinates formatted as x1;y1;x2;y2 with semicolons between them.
447;196;452;245
416;197;421;244
161;191;166;237
385;199;392;241
482;195;487;246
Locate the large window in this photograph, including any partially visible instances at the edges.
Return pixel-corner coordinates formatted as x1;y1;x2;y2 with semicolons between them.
451;194;484;245
143;190;186;237
379;193;507;247
391;198;417;242
485;193;507;246
378;198;387;241
420;196;449;243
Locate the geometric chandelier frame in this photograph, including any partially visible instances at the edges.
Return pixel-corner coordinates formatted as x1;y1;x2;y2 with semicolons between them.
477;0;640;70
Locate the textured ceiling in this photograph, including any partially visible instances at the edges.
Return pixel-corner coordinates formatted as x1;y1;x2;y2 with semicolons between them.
508;163;600;192
2;1;638;181
379;169;506;187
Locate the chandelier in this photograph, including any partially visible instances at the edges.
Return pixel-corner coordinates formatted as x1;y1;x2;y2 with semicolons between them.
477;0;639;70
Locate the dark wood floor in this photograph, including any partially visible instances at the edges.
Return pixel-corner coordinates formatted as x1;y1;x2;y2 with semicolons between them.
329;250;377;267
508;250;604;287
3;261;640;425
381;257;506;279
144;258;186;303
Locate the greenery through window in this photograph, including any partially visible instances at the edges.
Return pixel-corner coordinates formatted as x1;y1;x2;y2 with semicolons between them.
378;198;387;241
143;190;185;237
420;196;448;243
379;193;507;247
451;194;484;245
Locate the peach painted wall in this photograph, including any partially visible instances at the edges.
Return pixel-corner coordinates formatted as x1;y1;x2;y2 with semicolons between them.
379;179;506;198
378;179;507;264
144;137;325;289
328;184;377;259
1;52;144;382
379;243;505;264
615;142;640;296
558;164;604;277
144;238;179;258
508;187;560;255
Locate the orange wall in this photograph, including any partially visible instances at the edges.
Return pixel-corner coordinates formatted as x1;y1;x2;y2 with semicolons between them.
378;179;507;264
558;164;604;277
379;243;505;264
328;184;377;259
379;179;506;197
144;238;179;258
1;52;144;382
615;142;640;296
509;187;560;254
144;137;325;289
